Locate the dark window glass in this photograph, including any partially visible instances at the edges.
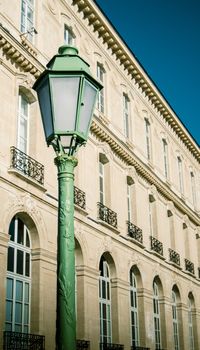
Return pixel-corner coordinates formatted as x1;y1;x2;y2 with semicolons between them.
17;219;24;245
6;278;13;299
102;280;106;299
26;230;30;247
7;247;14;272
25;253;30;277
9;218;15;241
17;250;24;275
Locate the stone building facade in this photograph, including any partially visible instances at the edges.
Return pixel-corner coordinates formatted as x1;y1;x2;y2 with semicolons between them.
0;0;200;349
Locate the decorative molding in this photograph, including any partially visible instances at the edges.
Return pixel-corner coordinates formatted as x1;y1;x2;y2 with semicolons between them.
0;25;43;78
90;118;200;226
72;0;200;163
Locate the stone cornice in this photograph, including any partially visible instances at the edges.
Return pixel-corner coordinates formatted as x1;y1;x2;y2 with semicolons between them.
0;24;43;78
72;0;200;163
91;118;200;226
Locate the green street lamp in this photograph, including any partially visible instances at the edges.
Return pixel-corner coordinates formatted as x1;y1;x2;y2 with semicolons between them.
33;45;102;350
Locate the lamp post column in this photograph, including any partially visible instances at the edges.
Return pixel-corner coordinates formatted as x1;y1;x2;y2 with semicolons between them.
54;154;78;350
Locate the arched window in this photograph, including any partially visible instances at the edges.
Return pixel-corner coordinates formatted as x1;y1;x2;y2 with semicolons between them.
188;296;194;350
172;290;180;350
153;281;161;349
5;216;31;333
130;270;139;347
99;257;112;347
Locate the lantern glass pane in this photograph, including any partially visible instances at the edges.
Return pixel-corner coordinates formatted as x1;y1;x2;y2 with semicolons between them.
51;77;80;133
37;77;53;140
79;79;98;136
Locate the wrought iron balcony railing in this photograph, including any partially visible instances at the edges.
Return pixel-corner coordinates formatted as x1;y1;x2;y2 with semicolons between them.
98;202;117;228
131;347;150;350
127;221;143;244
185;259;195;275
77;339;90;349
169;249;180;266
150;236;163;256
3;331;45;350
100;343;124;350
10;146;44;185
74;186;86;210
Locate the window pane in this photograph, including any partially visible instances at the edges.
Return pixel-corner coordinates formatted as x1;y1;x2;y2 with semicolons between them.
25;253;30;277
5;323;12;331
17;250;24;275
6;278;13;299
24;304;29;324
7;247;14;272
16;280;23;301
6;301;13;322
25;283;29;303
15;302;22;323
102;280;106;299
17;219;24;245
26;230;30;247
9;218;15;241
15;324;22;332
24;325;29;333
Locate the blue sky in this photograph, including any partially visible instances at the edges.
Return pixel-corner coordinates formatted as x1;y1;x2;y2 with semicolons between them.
94;0;200;146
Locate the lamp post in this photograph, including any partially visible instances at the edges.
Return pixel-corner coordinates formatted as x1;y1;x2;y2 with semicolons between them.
33;45;102;350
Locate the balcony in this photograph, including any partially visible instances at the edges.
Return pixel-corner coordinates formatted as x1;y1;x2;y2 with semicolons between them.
77;339;90;349
127;221;143;244
3;331;45;349
100;343;124;350
185;259;195;275
169;249;180;266
97;202;117;228
150;236;163;256
74;186;86;210
10;146;44;185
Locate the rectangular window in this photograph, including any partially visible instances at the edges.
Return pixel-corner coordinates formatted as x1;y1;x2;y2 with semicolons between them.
123;94;129;138
99;161;104;204
18;94;29;154
21;0;34;42
190;172;196;207
145;118;151;160
97;63;104;113
177;157;183;193
127;184;132;222
162;139;168;178
64;25;74;45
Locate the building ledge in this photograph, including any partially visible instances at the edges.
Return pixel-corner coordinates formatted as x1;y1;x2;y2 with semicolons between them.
8;168;46;192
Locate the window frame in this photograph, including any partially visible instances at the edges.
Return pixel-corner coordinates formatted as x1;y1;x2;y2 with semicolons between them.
190;172;196;207
153;281;162;349
97;63;105;113
20;0;35;42
177;156;184;194
145;118;151;161
64;25;74;45
123;94;130;138
188;297;195;350
99;257;112;345
130;270;139;347
17;93;29;154
162;139;168;178
172;290;180;350
6;216;31;333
